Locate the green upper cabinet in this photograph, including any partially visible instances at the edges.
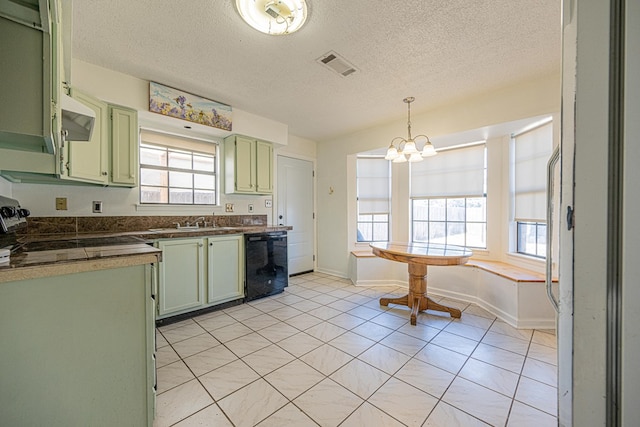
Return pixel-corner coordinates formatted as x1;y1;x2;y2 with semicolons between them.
256;139;273;193
64;89;109;184
54;91;138;187
0;0;60;154
224;134;273;194
110;105;139;186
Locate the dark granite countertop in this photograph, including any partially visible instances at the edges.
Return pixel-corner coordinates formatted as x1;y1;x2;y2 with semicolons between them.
17;224;291;245
0;224;291;280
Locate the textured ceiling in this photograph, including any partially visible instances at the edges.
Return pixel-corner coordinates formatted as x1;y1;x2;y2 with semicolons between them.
72;0;561;142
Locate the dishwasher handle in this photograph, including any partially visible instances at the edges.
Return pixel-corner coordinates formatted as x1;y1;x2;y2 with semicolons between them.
246;232;287;242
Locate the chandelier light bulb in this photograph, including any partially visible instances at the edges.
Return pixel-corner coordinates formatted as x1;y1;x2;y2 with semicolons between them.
385;144;399;160
392;154;407;163
408;152;424;162
403;140;418;154
421;142;437;157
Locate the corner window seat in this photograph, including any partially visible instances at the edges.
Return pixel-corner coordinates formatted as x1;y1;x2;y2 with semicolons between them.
349;250;557;329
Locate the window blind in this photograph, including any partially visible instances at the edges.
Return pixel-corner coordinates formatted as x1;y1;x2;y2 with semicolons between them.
514;122;553;222
357;157;390;214
140;129;218;154
410;143;485;198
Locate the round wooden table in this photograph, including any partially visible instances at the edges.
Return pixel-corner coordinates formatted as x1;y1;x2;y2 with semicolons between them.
370;242;472;325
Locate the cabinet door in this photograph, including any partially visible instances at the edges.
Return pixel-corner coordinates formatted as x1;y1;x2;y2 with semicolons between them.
234;136;256;193
110;105;138;186
157;239;205;317
0;16;55;153
66;90;108;184
256;140;273;194
207;235;244;304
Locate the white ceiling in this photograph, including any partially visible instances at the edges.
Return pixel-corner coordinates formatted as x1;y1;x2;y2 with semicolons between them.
71;0;561;143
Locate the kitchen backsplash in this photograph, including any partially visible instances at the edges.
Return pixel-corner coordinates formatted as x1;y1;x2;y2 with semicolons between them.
21;215;268;236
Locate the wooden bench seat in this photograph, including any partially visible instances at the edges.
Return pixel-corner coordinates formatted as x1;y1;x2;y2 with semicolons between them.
349;250;557;329
465;259;557;283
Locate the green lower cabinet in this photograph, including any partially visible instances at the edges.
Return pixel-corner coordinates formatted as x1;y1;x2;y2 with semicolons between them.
208;234;244;304
156;235;244;319
157;238;205;317
0;263;156;427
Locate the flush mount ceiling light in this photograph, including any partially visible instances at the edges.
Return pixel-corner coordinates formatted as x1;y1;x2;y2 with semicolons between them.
235;0;308;35
385;97;437;163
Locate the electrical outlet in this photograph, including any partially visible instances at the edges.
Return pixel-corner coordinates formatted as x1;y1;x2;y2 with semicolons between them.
55;197;67;210
248;204;254;213
265;200;272;208
92;201;103;213
225;203;234;212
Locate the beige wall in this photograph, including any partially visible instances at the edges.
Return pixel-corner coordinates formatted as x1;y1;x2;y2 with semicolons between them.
316;73;561;277
8;60;317;220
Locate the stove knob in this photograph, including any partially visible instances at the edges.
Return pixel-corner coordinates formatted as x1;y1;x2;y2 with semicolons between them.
1;206;17;218
18;208;30;218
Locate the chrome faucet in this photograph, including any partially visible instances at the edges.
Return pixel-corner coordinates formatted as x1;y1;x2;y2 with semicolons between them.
194;217;205;228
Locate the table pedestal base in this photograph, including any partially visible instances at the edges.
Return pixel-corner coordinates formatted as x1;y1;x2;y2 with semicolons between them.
379;263;462;325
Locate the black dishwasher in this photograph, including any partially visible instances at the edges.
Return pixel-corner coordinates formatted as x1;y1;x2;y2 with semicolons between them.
244;231;288;301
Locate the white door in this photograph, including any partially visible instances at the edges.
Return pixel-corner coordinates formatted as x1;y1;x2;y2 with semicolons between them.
277;155;314;275
557;1;577;423
562;1;640;424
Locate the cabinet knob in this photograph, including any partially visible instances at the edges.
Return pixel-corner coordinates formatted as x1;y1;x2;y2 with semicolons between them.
209;243;213;246
101;171;108;176
198;243;203;247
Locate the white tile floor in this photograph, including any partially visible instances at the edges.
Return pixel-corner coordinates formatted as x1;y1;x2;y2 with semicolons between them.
154;272;558;427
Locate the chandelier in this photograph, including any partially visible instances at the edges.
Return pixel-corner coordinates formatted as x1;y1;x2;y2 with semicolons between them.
385;97;437;163
235;0;309;35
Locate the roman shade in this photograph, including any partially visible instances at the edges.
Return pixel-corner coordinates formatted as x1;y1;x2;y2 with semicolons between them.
514;122;553;222
410;143;485;198
356;157;390;214
140;129;218;153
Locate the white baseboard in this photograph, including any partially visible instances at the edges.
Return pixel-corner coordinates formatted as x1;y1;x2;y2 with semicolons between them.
429;286;555;330
314;267;348;279
354;279;408;288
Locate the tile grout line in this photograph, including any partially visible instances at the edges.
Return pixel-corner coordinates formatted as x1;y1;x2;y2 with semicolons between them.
155;275;558;426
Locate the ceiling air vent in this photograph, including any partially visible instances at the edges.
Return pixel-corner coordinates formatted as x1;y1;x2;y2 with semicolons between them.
316;51;358;77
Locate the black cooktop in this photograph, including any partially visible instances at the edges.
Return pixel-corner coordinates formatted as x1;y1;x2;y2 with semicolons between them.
14;236;148;252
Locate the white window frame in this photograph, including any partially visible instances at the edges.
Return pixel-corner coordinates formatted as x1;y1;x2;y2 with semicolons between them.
356;156;391;243
139;129;220;206
411;196;487;248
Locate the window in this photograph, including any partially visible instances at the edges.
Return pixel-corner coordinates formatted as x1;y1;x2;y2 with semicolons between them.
410;143;487;248
356;157;390;242
412;197;486;247
517;221;547;257
139;130;218;205
513;121;553;257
